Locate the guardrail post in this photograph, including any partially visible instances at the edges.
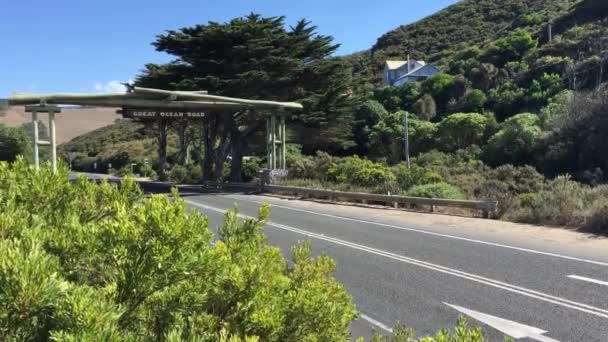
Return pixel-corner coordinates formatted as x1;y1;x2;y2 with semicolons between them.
482;208;489;219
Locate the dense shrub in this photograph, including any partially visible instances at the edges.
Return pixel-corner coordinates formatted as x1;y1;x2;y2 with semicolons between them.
473;165;546;217
408;118;438;155
169;164;189;183
392;164;443;191
369;111;406;164
287;150;333;181
436;113;488;152
584;199;608;235
329;156;396;187
0;158;358;340
514;176;587;226
353;100;389;155
408;182;466;200
0;124;31;163
168;164;203;184
366;318;489;342
413;148;489;197
241;157;262;182
482;113;542;166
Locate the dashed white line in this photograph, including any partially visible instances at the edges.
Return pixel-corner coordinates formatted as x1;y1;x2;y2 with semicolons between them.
186;199;608;320
359;314;393;334
225;194;608;267
568;275;608;287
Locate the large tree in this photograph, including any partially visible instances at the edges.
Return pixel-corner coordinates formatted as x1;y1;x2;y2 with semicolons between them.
136;14;354;181
0;124;30;162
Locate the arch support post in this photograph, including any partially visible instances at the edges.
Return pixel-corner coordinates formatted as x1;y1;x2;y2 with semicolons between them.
25;104;61;173
266;111;287;170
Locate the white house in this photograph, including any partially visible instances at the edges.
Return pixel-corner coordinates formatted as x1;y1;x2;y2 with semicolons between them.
383;58;440;86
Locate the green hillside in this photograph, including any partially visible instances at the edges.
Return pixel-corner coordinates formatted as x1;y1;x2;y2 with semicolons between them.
347;0;607;91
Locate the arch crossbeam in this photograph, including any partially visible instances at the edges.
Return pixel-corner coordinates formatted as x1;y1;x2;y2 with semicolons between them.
2;87;301;173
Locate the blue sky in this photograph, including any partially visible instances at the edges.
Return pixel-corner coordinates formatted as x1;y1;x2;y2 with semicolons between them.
0;0;458;96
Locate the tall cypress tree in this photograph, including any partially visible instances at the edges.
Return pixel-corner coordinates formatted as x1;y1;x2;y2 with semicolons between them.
136;14;354;181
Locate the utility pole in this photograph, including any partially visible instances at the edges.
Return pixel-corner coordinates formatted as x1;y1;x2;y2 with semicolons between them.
548;23;552;43
404;111;410;169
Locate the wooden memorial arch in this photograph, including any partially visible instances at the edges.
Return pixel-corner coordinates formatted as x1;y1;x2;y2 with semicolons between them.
3;87;302;174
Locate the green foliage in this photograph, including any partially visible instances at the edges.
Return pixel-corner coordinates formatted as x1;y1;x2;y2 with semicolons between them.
369;111;405;164
482;113;542;166
456;89;487;113
536;89;608;182
412;94;437;121
528;73;564;108
353;100;390;155
168;164;202;184
484;29;538;66
372;84;421;112
0;124;30;162
436;113;488;152
421;73;461;107
514;175;587;226
287;150;334;181
329;156;396;188
474;164;546;217
370;318;493;342
408;118;438;155
539;90;574;130
241;157;262;182
408;182;466;200
487;82;527;121
138;14;355;162
0;158;358;340
392;164;443;191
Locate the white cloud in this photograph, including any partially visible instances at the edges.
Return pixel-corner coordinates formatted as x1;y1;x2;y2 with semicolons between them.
93;79;133;93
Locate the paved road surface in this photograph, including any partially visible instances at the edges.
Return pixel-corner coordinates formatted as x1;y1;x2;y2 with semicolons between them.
179;191;608;341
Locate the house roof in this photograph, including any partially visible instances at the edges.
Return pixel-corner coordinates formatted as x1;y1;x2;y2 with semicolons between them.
385;60;407;69
395;64;439;81
385;60;428;70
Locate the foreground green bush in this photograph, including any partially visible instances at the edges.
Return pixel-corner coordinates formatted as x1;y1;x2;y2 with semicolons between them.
0;158;357;341
0;158;508;340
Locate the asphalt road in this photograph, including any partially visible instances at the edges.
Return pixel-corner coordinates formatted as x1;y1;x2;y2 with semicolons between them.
179;191;608;342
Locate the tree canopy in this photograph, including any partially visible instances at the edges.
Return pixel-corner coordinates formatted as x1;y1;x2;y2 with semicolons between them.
0;124;30;162
136;14;354;181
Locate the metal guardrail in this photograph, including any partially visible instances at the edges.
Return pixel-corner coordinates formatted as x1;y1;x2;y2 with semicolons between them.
201;181;498;219
79;176;496;218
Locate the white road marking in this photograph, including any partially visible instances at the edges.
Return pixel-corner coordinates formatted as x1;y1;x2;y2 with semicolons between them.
445;303;560;342
225;194;608;267
186;200;608;320
568;275;608;287
359;313;393;334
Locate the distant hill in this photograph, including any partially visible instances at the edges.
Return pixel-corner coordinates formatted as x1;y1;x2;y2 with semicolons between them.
346;0;607;90
0;106;121;144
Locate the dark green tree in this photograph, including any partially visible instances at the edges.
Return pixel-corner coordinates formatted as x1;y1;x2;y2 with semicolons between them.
0;124;30;162
352;100;388;155
482;113;543;166
484;29;538;66
436;113;488;152
136;14;354;181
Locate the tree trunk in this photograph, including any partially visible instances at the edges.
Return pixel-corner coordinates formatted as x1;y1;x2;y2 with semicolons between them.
228;119;261;182
157;118;168;181
212;116;232;182
229;128;245;182
177;120;189;165
201;118;215;181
